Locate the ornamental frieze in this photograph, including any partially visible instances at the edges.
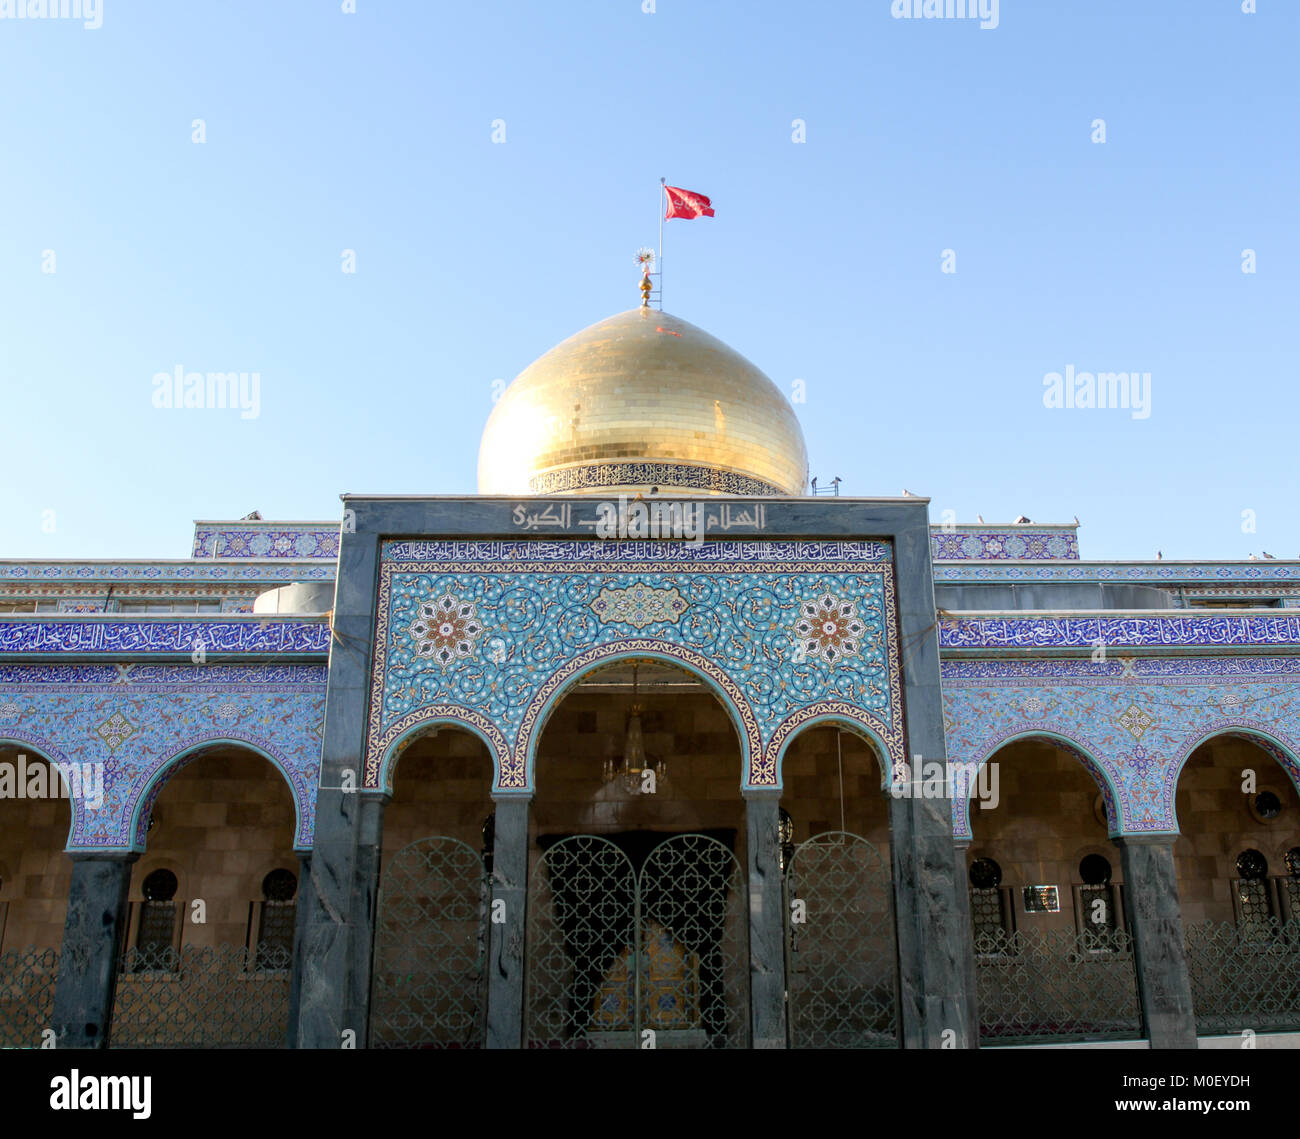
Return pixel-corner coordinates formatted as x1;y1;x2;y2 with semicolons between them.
942;656;1300;837
0;663;324;850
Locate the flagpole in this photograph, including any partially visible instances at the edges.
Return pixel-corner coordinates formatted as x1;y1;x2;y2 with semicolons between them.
658;177;666;311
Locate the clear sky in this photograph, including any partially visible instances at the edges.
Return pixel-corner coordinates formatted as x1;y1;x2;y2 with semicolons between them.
1;0;1295;562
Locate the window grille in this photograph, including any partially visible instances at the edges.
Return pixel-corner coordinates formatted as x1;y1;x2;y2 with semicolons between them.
1282;855;1300;924
250;869;297;971
1075;884;1126;950
971;887;1011;947
128;869;181;972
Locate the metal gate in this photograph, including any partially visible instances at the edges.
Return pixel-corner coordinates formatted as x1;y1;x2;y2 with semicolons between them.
785;832;899;1048
525;833;748;1048
369;836;489;1048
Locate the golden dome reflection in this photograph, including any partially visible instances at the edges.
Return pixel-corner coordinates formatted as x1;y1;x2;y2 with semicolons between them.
477;307;809;497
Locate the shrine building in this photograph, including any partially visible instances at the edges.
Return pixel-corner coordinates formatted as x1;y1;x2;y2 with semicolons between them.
3;293;1300;1050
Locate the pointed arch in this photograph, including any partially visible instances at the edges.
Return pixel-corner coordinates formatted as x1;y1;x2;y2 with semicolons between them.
764;703;896;792
516;640;761;792
0;735;75;850
955;727;1123;840
1170;720;1300;833
373;709;507;795
123;734;311;853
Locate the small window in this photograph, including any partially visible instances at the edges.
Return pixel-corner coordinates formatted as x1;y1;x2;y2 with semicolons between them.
969;857;1002;889
1254;791;1283;820
133;869;180;970
969;858;1009;948
252;869;297;971
1237;849;1269;880
1079;854;1112;886
1234;849;1275;938
1284;849;1300;920
1078;855;1120;942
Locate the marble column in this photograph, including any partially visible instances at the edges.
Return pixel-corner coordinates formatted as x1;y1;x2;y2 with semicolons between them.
485;795;530;1048
887;509;976;1049
51;853;136;1049
745;790;787;1048
952;837;980;1046
294;528;379;1049
284;852;312;1048
1116;836;1198;1048
343;792;388;1046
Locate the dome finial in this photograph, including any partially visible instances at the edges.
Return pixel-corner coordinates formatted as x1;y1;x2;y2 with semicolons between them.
635;247;656;308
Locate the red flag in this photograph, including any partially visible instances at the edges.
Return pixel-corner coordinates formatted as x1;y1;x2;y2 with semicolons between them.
664;185;715;219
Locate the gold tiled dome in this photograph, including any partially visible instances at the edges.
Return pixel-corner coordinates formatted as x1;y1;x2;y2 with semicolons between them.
477;307;808;496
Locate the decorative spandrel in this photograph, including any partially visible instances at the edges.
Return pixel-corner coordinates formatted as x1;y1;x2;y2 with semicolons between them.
367;539;904;790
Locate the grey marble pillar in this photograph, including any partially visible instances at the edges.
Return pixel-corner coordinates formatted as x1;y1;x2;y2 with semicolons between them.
888;789;974;1048
295;784;361;1047
343;792;388;1047
951;838;980;1045
486;795;530;1048
295;526;378;1049
887;511;976;1049
285;853;312;1048
51;853;136;1049
745;790;787;1048
1116;836;1198;1049
888;790;922;1046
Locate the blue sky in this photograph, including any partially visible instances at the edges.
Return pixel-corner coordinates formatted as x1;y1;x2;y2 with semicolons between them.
0;0;1295;562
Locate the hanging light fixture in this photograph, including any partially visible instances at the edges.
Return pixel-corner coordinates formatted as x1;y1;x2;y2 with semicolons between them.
602;662;668;794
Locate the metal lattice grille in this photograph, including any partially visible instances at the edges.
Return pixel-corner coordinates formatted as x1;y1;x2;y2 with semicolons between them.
971;887;1009;943
0;947;58;1048
110;944;291;1047
527;835;638;1048
1233;878;1275;943
639;834;749;1048
369;836;488;1049
132;901;178;967
1185;918;1300;1034
525;833;746;1049
975;927;1141;1044
1080;885;1119;935
1284;876;1300;920
785;832;898;1048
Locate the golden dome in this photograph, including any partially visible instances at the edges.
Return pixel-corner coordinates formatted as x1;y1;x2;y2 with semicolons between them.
477;307;808;497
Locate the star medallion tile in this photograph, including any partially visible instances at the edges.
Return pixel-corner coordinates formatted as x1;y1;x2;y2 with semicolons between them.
95;711;137;752
1117;703;1156;740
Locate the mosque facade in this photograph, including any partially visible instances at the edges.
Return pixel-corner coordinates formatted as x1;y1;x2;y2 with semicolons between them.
3;298;1299;1049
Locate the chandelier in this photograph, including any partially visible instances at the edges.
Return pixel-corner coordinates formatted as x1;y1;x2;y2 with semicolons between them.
602;662;668;795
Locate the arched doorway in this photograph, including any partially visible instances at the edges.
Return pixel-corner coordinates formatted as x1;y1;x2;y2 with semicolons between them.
1175;732;1300;1034
369;726;495;1048
109;743;300;1047
525;659;749;1048
966;737;1140;1044
0;743;70;1047
779;725;897;1048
